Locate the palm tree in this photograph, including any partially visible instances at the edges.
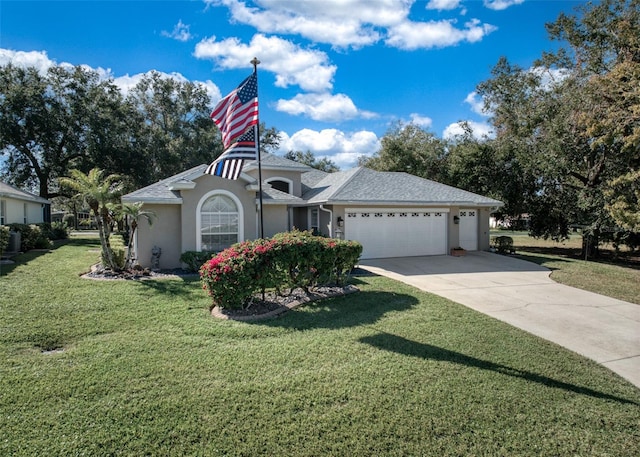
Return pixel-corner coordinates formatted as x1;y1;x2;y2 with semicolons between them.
117;202;156;269
59;168;124;270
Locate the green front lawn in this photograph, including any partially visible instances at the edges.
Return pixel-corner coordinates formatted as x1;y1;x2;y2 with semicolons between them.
1;237;639;456
491;230;640;305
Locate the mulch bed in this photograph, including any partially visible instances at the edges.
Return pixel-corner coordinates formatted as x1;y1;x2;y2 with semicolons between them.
82;264;359;321
211;285;359;321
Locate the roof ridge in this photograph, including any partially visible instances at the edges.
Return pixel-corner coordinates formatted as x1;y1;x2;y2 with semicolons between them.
319;166;365;200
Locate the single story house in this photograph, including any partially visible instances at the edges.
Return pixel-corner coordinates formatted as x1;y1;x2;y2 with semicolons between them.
122;154;503;269
0;181;51;226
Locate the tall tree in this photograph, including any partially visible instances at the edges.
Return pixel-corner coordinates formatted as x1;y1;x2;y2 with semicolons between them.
59;168;124;270
126;71;219;185
359;122;448;182
477;0;640;256
0;64;135;199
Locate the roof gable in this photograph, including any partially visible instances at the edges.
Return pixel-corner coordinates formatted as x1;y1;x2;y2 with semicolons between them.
0;182;50;204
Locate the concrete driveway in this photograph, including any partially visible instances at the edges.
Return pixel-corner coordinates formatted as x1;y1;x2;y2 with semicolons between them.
359;251;640;389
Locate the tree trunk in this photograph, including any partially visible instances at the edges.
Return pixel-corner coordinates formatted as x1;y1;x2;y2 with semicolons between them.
93;207;118;271
125;221;137;269
581;230;600;260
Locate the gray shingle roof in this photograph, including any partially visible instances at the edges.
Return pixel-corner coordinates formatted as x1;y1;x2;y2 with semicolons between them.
122;156;502;208
122;165;206;203
0;182;50;204
305;167;503;206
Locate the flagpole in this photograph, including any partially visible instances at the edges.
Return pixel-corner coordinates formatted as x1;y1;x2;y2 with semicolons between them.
251;57;265;239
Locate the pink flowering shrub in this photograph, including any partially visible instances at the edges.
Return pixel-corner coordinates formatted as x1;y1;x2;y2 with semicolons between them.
199;230;362;310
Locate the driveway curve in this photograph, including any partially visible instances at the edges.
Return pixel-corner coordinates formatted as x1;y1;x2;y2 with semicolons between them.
359;251;640;389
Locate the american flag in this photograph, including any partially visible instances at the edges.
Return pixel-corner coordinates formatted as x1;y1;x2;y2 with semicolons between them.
204;126;257;180
210;73;259;148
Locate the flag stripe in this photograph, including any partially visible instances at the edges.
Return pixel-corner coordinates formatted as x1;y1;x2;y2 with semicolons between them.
210;73;258;148
204;125;257;180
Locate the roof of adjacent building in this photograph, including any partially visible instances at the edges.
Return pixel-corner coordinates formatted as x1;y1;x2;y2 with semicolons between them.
122;154;502;208
0;182;51;204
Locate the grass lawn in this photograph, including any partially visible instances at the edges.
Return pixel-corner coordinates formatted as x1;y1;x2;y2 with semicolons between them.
1;236;639;456
493;231;640;305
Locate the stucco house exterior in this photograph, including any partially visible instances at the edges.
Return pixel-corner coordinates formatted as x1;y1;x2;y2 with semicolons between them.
122;154;503;269
0;181;51;226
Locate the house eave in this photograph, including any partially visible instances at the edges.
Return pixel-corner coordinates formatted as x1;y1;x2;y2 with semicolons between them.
121;197;183;205
307;199;503;207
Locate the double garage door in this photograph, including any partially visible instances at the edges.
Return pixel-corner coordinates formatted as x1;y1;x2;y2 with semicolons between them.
345;208;448;259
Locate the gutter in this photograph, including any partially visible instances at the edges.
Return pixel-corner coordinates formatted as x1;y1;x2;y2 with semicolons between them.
319;205;333;238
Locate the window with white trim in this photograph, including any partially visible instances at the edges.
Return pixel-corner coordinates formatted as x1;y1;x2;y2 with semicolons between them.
0;199;5;225
310;208;319;234
200;194;239;252
23;203;27;224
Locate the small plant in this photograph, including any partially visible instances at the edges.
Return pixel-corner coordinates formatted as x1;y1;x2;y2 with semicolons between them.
180;250;217;272
492;235;514;254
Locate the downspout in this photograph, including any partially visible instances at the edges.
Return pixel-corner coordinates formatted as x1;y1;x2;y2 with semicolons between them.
319;205;333;238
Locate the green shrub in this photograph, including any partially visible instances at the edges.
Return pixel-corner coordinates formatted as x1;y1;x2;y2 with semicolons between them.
0;226;9;256
200;230;362;310
38;222;69;241
8;223;52;251
492;235;514;254
108;234;126;270
180;250;217;272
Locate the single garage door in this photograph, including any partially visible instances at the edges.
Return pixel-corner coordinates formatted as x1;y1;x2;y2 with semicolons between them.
459;209;478;251
345;208;448;259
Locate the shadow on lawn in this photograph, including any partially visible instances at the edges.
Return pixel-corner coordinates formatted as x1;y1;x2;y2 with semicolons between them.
360;332;638;405
255;289;420;331
0;238;83;276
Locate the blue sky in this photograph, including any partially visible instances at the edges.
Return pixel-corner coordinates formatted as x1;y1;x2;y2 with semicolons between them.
1;0;582;168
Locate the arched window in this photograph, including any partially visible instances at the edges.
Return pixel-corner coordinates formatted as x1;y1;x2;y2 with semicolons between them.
199;193;241;252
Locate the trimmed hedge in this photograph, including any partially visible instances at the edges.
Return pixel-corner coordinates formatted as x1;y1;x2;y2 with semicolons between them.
7;224;52;251
491;235;514;254
200;230;362;310
0;226;9;256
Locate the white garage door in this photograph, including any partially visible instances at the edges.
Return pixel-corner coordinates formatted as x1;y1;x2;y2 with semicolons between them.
345;208;448;259
459;209;478;251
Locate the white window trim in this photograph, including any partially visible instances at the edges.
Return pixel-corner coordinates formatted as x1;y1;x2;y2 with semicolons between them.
196;190;244;252
265;177;293;195
309;207;319;232
0;199;5;225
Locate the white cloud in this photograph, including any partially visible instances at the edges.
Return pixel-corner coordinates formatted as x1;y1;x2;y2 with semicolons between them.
208;0;408;49
275;93;376;122
194;33;336;92
386;18;497;50
464;91;489;116
442;120;494;140
207;0;495;51
0;49;56;73
409;113;433;128
483;0;524;11
529;66;571;89
277;128;380;168
0;48;221;102
161;20;193;42
426;0;462;11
